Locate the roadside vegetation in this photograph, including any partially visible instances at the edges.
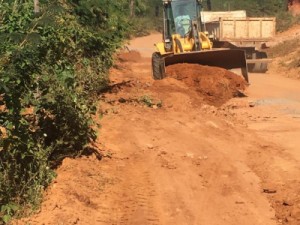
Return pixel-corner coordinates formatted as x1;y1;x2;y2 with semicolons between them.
267;38;300;78
0;0;133;223
268;38;300;58
133;0;300;33
210;0;300;31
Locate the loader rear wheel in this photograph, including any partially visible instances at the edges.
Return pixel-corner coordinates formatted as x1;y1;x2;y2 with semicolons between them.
152;52;165;80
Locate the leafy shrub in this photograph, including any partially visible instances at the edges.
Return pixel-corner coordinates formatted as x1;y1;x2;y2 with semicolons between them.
130;17;163;37
0;0;130;222
267;38;300;58
276;12;300;32
210;0;300;32
0;0;163;222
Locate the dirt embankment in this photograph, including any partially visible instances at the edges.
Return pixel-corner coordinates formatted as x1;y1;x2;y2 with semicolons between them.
166;64;247;106
267;25;300;79
289;0;300;15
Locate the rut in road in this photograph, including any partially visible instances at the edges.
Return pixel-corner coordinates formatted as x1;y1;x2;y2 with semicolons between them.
113;161;160;225
94;157;160;225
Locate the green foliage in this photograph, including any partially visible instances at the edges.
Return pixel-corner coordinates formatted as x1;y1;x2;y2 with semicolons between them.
129;0;299;34
140;95;154;107
210;0;299;31
0;0;130;222
276;12;300;31
267;38;300;57
127;0;163;36
1;203;20;223
267;38;300;69
210;0;287;15
139;95;163;108
130;17;163;37
288;55;300;68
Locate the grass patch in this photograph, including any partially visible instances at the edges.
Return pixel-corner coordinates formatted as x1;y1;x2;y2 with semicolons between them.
287;51;300;69
276;12;300;32
139;95;162;108
267;38;300;58
267;38;300;71
130;17;162;37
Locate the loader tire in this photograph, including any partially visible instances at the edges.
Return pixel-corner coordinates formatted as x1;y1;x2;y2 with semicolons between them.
152;52;164;80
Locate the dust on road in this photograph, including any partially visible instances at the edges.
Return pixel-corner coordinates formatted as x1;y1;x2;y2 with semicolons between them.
14;34;300;225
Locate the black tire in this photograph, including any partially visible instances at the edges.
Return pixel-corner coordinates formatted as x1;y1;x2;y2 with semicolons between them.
248;51;268;73
152;52;165;80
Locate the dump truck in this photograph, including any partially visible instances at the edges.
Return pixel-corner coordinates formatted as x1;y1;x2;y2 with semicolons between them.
202;11;276;72
152;0;276;82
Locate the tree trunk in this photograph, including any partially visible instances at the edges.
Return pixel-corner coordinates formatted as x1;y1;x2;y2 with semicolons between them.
155;5;159;17
207;0;212;11
130;0;135;17
34;0;40;14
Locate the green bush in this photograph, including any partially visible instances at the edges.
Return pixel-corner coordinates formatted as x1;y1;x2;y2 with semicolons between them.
0;0;130;222
276;11;300;32
210;0;300;32
267;38;300;58
130;17;163;37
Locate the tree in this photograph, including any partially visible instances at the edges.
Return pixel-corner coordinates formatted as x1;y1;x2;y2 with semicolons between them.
210;0;287;16
34;0;39;13
130;0;135;17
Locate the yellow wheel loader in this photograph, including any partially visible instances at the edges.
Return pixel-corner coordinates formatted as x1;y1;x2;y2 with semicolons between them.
152;0;249;82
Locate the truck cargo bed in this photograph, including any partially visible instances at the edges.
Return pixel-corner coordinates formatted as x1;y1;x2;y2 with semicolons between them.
205;17;276;43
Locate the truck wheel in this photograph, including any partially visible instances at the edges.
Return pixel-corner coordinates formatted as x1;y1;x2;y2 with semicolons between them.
250;62;268;73
248;52;268;73
152;52;164;80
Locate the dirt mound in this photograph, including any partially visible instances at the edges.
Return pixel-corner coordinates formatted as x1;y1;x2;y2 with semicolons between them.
166;64;247;106
267;37;300;80
289;0;300;15
117;50;141;63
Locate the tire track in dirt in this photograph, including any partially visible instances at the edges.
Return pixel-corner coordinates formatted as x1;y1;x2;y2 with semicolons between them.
115;161;160;225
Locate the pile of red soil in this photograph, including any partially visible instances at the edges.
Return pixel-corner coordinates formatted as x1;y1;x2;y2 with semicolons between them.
166;63;247;106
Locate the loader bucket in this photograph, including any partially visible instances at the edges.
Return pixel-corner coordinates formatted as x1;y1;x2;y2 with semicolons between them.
164;49;249;82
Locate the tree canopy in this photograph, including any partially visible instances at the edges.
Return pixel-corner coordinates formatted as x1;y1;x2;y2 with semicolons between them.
210;0;288;16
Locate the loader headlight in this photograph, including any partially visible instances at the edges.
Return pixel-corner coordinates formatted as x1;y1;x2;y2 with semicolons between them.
165;41;172;51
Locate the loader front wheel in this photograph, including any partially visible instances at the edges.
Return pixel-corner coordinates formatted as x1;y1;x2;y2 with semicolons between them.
152;52;165;80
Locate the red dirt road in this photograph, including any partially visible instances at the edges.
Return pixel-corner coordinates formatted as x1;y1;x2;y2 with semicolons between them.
15;34;300;225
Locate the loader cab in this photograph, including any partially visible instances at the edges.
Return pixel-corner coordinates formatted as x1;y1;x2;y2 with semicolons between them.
163;0;203;51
